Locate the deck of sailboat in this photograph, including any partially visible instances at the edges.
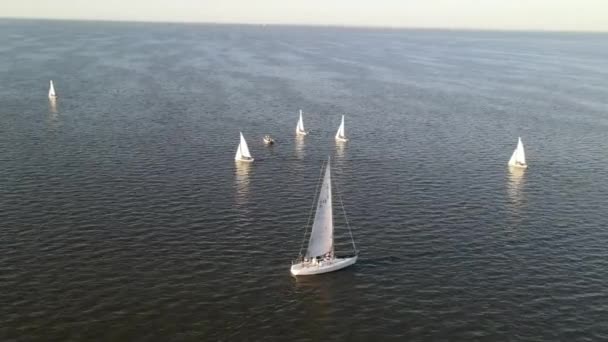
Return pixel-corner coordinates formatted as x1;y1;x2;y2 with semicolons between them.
509;163;527;169
290;255;358;276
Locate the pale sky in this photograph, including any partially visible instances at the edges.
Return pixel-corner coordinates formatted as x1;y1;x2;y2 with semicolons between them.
3;0;608;32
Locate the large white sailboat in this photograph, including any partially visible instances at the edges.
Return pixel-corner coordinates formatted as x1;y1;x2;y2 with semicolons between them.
290;158;358;276
335;115;348;142
296;109;308;136
508;137;527;169
48;80;57;100
235;132;254;162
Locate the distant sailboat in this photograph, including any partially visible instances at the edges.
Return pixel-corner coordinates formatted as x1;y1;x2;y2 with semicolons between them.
296;109;308;136
291;158;358;276
235;132;254;162
508;137;527;168
335;115;348;142
48;80;57;100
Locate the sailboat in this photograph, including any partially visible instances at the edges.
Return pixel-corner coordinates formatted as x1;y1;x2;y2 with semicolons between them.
508;137;527;169
335;115;348;142
235;132;254;162
48;80;57;100
291;158;358;276
296;109;308;136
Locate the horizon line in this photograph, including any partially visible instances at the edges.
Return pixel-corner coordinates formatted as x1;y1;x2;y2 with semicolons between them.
2;16;607;34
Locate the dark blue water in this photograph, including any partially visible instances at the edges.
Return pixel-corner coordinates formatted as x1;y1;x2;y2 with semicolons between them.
1;19;608;341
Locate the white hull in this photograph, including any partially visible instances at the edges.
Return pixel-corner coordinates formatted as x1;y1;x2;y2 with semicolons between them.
235;157;254;163
335;136;348;142
508;162;527;169
296;129;308;136
291;256;357;276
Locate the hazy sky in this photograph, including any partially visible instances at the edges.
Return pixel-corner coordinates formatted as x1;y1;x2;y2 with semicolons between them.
4;0;608;31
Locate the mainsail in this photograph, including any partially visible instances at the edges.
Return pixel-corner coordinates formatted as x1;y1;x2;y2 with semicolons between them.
297;110;305;133
48;80;56;98
306;162;334;258
335;115;345;139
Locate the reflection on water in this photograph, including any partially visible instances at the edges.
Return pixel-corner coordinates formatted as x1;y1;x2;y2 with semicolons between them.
49;98;58;114
293;274;334;306
507;166;526;209
292;271;357;310
335;140;346;159
234;161;251;206
295;135;305;159
47;99;59;128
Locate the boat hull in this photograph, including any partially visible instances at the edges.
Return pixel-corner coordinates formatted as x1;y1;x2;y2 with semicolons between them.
235;157;254;162
296;130;308;136
508;163;527;169
290;256;357;276
335;137;348;142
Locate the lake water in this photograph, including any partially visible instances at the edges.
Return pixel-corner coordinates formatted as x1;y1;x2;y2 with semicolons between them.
1;19;608;341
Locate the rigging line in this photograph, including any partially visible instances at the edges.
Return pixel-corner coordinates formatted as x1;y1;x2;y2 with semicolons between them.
298;159;326;257
337;185;357;254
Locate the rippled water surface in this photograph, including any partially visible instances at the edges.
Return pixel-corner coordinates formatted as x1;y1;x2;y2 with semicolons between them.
1;19;608;341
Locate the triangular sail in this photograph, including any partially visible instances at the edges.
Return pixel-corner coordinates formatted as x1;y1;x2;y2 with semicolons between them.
306;161;333;258
235;142;242;160
239;132;252;158
508;137;526;166
335;115;345;139
235;132;253;160
297;110;305;132
515;137;526;164
508;149;517;165
48;80;56;98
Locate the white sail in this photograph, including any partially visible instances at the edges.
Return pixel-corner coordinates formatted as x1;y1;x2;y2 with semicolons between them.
335;115;346;140
306;162;333;258
508;137;526;167
297;110;305;133
48;80;56;99
235;132;253;161
516;137;526;164
235;143;242;160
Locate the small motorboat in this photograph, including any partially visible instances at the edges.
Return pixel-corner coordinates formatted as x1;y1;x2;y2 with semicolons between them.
263;135;275;145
